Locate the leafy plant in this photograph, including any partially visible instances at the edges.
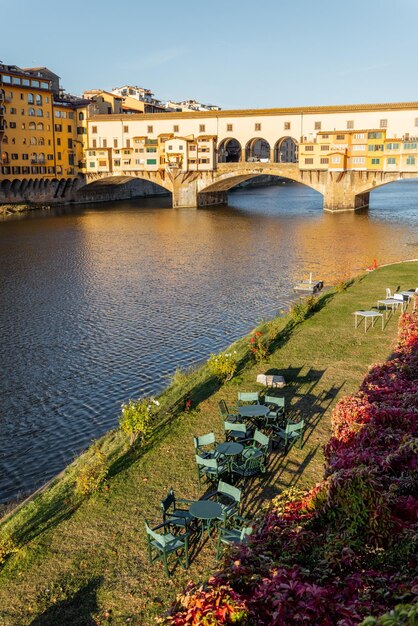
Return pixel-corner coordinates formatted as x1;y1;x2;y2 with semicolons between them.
119;397;159;446
249;331;270;362
207;352;238;383
289;296;318;323
0;534;18;567
74;445;108;497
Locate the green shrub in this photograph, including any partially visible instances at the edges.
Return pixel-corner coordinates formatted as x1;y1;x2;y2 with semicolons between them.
75;445;108;497
0;535;18;566
207;352;238;383
249;330;270;362
119;397;159;446
360;603;418;625
289;296;318;323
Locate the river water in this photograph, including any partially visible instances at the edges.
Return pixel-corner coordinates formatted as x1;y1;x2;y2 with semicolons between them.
1;181;417;503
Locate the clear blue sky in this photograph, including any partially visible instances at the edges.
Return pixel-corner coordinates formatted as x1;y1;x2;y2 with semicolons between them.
2;0;418;109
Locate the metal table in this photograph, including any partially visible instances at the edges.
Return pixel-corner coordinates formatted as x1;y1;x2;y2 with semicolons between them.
189;500;223;541
215;442;244;474
353;310;384;332
377;298;403;317
238;405;269;420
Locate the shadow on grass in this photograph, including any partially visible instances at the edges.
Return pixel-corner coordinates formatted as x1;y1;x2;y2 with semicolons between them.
29;577;102;626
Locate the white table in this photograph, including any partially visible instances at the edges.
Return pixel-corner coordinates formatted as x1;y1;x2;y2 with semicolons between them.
353;310;384;332
377;298;404;317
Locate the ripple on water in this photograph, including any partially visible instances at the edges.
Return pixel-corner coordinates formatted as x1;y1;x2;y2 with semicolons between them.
0;181;418;502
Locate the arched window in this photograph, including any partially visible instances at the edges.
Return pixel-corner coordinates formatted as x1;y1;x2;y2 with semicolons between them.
30;137;37;145
2;135;8;144
35;94;42;105
78;111;84;121
28;93;34;104
1;151;9;163
31;152;37;163
38;137;45;146
29;122;36;130
36;109;43;117
37;122;44;131
38;152;45;163
28;108;35;116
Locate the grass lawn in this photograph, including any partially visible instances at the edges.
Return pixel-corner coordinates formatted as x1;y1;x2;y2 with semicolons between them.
0;261;417;626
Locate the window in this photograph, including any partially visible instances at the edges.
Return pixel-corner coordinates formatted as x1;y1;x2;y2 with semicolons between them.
30;137;36;145
123;125;129;133
123;149;130;155
114;139;118;148
79;112;84;121
103;139;107;148
37;122;44;130
35;95;42;105
314;121;321;130
68;139;73;149
403;142;417;150
54;124;62;132
353;144;365;151
92;139;97;148
354;133;364;139
368;132;382;139
347;120;354;129
386;143;399;150
336;134;345;140
36;109;43;117
179;145;183;150
9;122;16;128
321;145;329;151
352;156;365;164
284;122;291;130
321;134;329;139
89;161;95;168
57;138;61;146
415;118;418;127
11;153;18;160
22;153;28;160
67;125;72;133
304;158;314;164
387;157;396;165
47;154;53;161
380;119;388;128
147;125;153;133
320;157;329;164
368;144;384;152
168;145;172;151
305;145;314;151
28;93;34;104
98;160;107;166
406;156;416;165
10;107;16;114
28;108;35;116
199;124;205;133
92;126;97;133
146;147;157;153
57;152;62;160
371;158;380;164
332;156;341;164
255;123;261;131
173;125;179;132
147;158;157;164
126;139;130;148
227;124;233;132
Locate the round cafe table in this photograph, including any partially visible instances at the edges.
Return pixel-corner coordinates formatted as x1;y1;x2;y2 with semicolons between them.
215;441;244;474
189;500;223;542
238;404;269;420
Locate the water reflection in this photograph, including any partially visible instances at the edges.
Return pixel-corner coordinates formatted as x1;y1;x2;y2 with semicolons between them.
0;181;417;502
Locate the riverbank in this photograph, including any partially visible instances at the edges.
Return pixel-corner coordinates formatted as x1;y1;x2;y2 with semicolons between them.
0;261;417;625
0;202;52;215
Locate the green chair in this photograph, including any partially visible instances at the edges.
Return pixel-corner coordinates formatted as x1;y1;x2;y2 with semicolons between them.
195;454;227;486
237;392;260;406
242;429;269;466
160;488;195;531
224;420;249;442
274;419;305;449
144;519;190;577
263;395;285;426
218;399;238;422
193;432;218;459
231;455;266;481
207;480;242;523
216;517;253;560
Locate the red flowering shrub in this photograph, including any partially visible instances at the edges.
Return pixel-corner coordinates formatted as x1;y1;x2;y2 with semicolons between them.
161;312;418;625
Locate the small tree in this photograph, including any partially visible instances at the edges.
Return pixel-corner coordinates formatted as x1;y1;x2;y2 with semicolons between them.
207;352;238;383
249;331;270;362
75;445;108;498
119;397;159;447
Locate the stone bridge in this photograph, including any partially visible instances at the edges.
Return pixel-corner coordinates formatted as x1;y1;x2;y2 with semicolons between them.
83;163;418;211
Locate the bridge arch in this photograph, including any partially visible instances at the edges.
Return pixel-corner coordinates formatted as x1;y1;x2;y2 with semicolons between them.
217;138;242;163
274;136;298;163
245;138;270;162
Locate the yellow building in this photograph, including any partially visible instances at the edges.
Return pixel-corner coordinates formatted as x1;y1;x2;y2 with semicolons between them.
0;64;89;179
